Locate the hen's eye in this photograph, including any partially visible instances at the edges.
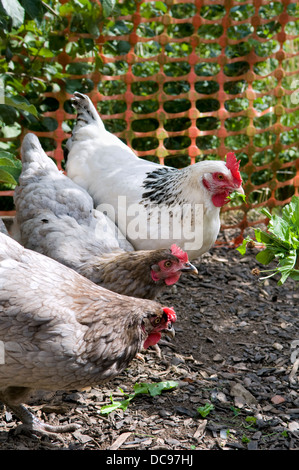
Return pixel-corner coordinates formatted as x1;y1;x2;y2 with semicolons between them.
164;261;172;268
154;317;161;325
217;174;224;180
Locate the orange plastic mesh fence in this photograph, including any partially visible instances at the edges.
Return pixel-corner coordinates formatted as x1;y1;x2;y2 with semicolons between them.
1;0;299;246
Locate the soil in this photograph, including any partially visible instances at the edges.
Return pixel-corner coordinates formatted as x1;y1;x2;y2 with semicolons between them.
0;231;298;452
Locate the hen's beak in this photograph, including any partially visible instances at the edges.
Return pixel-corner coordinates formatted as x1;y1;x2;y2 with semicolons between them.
235;185;245;194
164;322;175;340
180;262;198;275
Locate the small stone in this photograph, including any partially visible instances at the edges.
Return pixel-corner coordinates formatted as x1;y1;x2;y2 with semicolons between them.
220;429;229;439
216;392;229;403
271;395;285;405
175;406;197;418
193;420;207;440
166;438;181;447
5;411;12;422
247;440;259;450
171;356;184;366
244;377;251;387
159;409;171;418
73;430;94;444
230;383;258;406
156;438;165;445
288;421;299;432
213;354;224;362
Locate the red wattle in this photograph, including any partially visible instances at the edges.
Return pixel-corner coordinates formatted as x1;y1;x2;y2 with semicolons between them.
212;192;229;207
144;332;161;349
164;273;181;285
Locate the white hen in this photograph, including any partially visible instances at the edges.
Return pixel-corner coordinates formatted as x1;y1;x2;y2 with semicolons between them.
65;92;244;260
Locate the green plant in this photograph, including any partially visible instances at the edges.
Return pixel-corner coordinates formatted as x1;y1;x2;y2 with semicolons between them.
230;406;241;417
238;195;299;284
227;190;247;204
244;416;257;427
99;380;178;415
0;150;22;185
0;0;116;188
197;403;214;418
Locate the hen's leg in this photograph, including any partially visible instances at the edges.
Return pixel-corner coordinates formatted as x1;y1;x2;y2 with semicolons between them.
0;387;80;438
7;402;80;437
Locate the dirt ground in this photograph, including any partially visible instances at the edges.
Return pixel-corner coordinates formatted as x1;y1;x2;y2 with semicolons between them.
0;230;298;452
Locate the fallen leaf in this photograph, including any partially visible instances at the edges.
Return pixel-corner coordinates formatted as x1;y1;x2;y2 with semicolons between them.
109;432;131;450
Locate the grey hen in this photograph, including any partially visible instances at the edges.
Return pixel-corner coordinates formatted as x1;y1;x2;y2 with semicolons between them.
0;232;176;436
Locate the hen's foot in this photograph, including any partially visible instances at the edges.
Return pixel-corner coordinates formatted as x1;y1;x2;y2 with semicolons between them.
8;402;80;439
14;420;80;440
151;344;162;358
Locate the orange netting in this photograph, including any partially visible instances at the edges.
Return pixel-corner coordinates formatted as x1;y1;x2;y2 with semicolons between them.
1;0;299;246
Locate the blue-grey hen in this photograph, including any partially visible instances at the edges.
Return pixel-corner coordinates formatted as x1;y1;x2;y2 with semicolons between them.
0;232;176;436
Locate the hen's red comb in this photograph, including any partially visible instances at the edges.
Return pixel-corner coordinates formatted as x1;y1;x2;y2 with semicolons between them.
162;306;177;323
170;244;188;263
225;152;242;186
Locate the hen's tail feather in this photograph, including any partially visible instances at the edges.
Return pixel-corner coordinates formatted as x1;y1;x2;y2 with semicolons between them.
64;92;105;161
71;92;104;130
21;133;56;169
0;218;9;236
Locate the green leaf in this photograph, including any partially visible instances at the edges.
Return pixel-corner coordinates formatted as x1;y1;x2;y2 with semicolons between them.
276;250;297;285
290;270;299;281
260;207;272;219
135;380;178;397
0;168;18;185
0;164;21;180
99;396;133;415
101;0;116;17
256;248;275;265
19;0;44;21
254;228;289;250
5;95;38;117
283;196;299;232
0;0;24;27
245;416;257;425
0;150;18;160
0;105;18;125
0;156;17;166
28;47;55;58
269;215;291;244
0;150;22;186
197;403;214;418
133;383;150;395
99;381;178;415
236;236;253;255
155;1;168;14
254;228;273;245
227;190;247;203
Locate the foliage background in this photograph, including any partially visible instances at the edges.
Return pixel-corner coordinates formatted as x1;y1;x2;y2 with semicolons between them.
0;0;298;240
